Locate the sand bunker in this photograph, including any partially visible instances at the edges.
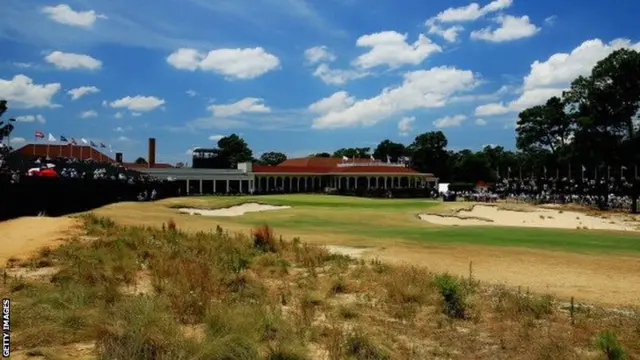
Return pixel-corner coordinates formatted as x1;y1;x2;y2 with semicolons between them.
178;203;291;217
419;205;639;231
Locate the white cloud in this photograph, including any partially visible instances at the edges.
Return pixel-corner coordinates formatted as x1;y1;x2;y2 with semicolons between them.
68;86;100;100
475;102;510;116
116;136;130;142
398;116;415;136
475;118;487;126
433;114;466;128
45;51;102;70
427;24;464;43
15;114;46;123
14;62;32;68
429;0;513;23
353;31;441;69
80;110;97;118
110;95;165;112
186;89;198;97
167;47;280;80
308;91;355;114
470;15;539;42
115;126;124;132
304;46;336;64
114;112;123;119
544;15;557;26
0;74;61;108
311;66;477;129
131;112;142;117
312;64;368;85
477;38;640;116
40;4;107;28
207;98;270;117
10;137;26;145
208;134;225;141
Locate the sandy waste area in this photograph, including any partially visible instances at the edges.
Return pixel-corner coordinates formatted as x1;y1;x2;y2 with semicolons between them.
178;203;291;217
418;205;640;231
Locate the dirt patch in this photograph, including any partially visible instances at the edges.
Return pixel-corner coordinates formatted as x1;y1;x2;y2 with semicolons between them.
419;204;639;231
325;245;372;258
0;216;81;265
178;203;291;217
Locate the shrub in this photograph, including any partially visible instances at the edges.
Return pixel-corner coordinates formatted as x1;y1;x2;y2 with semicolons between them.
595;330;626;360
433;273;468;319
252;224;278;252
344;330;390;360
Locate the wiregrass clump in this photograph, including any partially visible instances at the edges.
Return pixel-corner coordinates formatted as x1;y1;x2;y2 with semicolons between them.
3;213;640;359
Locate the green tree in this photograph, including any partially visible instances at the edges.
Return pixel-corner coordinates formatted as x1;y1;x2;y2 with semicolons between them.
217;134;253;168
259;151;287;166
408;131;450;179
332;147;370;158
134;157;147;164
309;152;331;157
372;140;407;162
516;96;574;156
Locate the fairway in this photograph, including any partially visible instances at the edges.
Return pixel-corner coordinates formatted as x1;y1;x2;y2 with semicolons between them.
90;194;640;306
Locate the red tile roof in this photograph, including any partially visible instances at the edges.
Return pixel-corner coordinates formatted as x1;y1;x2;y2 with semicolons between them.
253;157;431;175
13;144;115;162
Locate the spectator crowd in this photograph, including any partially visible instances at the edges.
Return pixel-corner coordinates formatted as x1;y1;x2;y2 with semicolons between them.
451;175;639;211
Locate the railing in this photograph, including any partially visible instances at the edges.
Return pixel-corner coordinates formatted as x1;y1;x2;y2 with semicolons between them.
336;162;408;168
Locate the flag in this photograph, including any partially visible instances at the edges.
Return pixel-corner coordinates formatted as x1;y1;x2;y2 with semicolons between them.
581;165;586;172
100;142;106;148
90;141;97;147
386;155;391;163
48;133;56;142
81;138;88;144
341;156;348;161
108;144;113;153
71;137;77;145
543;166;547;176
60;135;68;142
35;131;44;139
369;154;374;161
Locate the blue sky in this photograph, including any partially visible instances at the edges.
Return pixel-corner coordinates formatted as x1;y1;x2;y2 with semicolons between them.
1;0;639;164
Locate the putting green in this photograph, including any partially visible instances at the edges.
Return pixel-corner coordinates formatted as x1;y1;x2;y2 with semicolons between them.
168;194;640;254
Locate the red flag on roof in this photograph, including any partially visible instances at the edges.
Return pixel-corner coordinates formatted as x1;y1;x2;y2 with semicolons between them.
35;131;44;139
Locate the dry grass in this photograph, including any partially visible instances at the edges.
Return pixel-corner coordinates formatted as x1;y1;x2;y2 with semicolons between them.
1;215;639;359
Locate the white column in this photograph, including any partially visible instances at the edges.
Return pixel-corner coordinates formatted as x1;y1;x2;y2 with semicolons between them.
213;180;217;193
367;177;370;189
186;179;190;194
199;179;203;194
226;179;230;193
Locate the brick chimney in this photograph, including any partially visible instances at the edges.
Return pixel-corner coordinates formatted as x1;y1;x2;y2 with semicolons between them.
148;138;156;168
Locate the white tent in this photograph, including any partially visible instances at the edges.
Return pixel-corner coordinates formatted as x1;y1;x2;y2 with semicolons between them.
438;183;449;194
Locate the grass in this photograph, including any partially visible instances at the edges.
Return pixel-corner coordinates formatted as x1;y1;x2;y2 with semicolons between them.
156;194;640;254
2;215;639;359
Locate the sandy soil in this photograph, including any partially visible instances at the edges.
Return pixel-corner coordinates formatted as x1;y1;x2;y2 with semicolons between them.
419;204;640;231
0;216;81;265
325;245;371;257
366;243;640;308
178;203;291;217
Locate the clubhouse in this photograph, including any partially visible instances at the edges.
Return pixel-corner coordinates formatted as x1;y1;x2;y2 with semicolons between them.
137;156;438;194
14;139;438;194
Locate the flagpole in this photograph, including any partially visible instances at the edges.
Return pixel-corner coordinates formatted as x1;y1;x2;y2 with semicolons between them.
33;136;36;156
47;142;50;158
59;140;62;157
